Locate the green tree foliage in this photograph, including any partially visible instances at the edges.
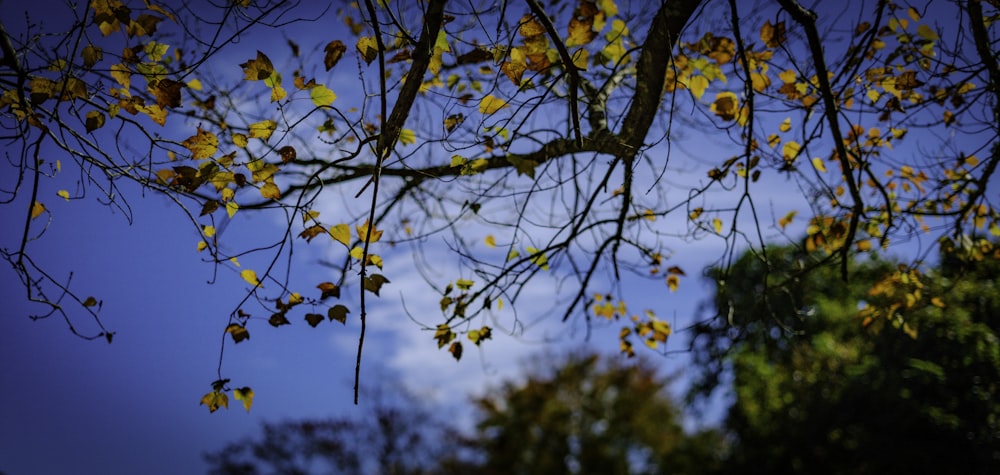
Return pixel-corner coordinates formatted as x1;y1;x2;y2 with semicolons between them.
692;243;1000;474
2;0;999;405
469;352;721;474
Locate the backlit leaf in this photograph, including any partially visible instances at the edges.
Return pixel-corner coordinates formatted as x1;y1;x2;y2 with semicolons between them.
667;274;679;292
356;220;383;243
399;128;416;145
811;157;828;173
330;223;351;247
248;120;277;141
485;235;496;247
310;85;337;107
356;36;379;64
779;210;797;229
456;278;474;290
260;182;281;200
57;190;70;201
299;224;326;242
241;51;274;81
712;217;723;234
479;94;508;114
31;201;45;219
182;127;218;160
233;387;254;412
782;141;801;162
241;269;261;287
200;390;228;413
226;201;239;218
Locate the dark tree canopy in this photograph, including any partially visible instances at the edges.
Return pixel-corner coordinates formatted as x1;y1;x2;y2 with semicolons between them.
2;0;998;404
692;242;1000;473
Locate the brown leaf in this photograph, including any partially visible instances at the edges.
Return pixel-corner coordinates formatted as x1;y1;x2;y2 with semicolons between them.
328;304;349;324
317;282;340;300
268;312;291;327
278;145;297;163
304;313;324;327
324;40;347;71
149;79;182;108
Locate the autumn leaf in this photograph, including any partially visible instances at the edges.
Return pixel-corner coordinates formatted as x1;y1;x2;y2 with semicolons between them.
485;235;496;247
398;128;416;145
310;85;337;107
666;274;679;292
779;210;797;229
449;341;463;360
317;282;340;300
182;127;218;160
811;157;828;173
226;201;239;218
328;304;349;324
329;223;351;247
456;278;474;290
85;110;106;132
260;182;281;200
710;92;739;120
241;269;261;287
200;390;229;413
479;94;508;114
233;387;254;412
299;225;326;242
268;312;290;327
356;220;383;243
468;326;492;346
225;323;250;343
782;141;801;162
304;313;324;327
363;274;390;296
241;51;275;81
31;201;45;219
82;296;99;307
712;217;723;234
356;36;379;64
57;190;70;201
248;120;277;141
324;40;347;70
760;20;786;48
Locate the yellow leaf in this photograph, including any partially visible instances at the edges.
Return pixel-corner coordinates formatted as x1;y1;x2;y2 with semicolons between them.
811;156;828;173
182;127;219;160
456;278;474;290
782;141;801;162
398;128;416;145
689;207;703;220
203;225;216;237
260;182;281;200
856;239;872;251
485;235;496;247
479;94;508;114
350;246;364;261
187;79;203;90
525;246;549;270
507;249;520;261
907;6;920;21
779;210;797;229
779;117;791;132
270;85;287;102
233;133;248;148
712;217;723;234
241;269;261;287
688;75;709;100
197;240;208;252
248;120;277;141
310;84;337;106
31;201;45;219
356;220;383;243
356;36;379;64
917;24;938;41
57;190;70;201
666;274;679;292
329;223;351;247
930;296;945;308
226;201;239;218
199;390;229;413
233;387;254;412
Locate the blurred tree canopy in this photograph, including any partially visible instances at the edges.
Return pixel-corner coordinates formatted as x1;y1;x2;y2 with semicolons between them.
2;0;998;404
691;241;1000;473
